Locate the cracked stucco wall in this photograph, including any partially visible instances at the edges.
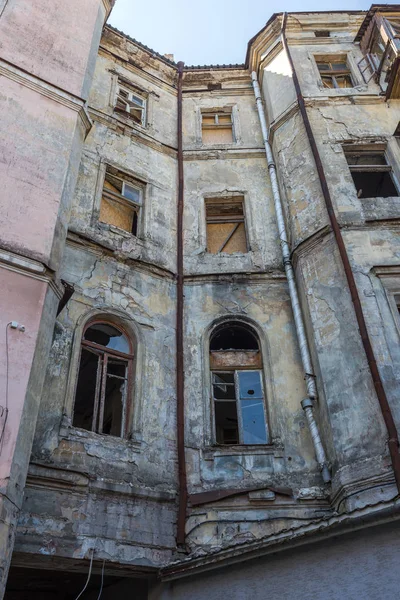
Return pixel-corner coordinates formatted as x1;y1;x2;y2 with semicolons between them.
12;10;400;573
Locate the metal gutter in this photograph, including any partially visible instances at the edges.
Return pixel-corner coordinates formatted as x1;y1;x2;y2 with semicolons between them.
280;12;400;494
176;61;187;546
251;72;330;483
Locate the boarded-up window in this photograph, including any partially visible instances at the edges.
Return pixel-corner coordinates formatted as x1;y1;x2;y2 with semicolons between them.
315;56;354;88
206;198;247;254
202;112;233;144
115;84;146;126
344;146;399;198
99;168;143;235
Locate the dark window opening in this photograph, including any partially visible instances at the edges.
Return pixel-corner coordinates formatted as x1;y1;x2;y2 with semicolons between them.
210;323;259;351
344;148;399;198
350;171;398;198
315;30;330;37
73;322;133;438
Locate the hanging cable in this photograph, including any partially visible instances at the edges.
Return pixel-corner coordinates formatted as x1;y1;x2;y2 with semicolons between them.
0;323;12;453
74;548;94;600
96;559;105;600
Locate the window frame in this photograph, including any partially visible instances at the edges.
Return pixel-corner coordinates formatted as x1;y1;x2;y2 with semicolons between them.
211;368;268;446
201;109;235;145
205;196;249;254
73;319;135;439
312;52;365;91
343;143;400;198
315;57;354;89
114;82;147;127
99;167;145;237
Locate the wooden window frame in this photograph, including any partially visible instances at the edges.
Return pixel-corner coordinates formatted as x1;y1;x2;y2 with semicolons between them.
205;197;248;254
100;168;144;236
115;83;147;126
316;56;354;89
201;110;234;144
74;320;134;438
211;369;268;446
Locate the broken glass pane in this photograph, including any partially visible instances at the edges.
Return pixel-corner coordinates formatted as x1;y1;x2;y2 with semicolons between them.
238;371;267;444
102;358;127;436
73;348;101;431
212;372;235;399
84;323;130;354
215;400;239;444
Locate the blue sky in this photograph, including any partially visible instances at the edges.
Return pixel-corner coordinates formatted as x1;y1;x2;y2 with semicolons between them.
108;0;370;66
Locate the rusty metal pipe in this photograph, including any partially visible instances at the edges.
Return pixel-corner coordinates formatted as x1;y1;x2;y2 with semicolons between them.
176;60;187;545
280;12;400;493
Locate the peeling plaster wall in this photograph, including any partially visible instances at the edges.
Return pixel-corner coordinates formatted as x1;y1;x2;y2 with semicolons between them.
262;12;400;504
11;8;400;581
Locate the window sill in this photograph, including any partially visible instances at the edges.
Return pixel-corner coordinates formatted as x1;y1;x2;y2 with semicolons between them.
202;444;283;461
97;222;138;239
361;195;400;222
113;110;147;131
59;422;142;453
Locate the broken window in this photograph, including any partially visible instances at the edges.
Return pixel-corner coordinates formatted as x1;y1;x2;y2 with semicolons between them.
316;56;354;88
73;321;133;437
356;11;400;97
344;147;399;198
205;197;248;254
115;84;146;126
99;167;143;235
201;111;233;144
210;323;268;445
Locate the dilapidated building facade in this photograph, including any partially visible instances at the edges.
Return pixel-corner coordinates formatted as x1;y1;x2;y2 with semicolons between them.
1;2;400;598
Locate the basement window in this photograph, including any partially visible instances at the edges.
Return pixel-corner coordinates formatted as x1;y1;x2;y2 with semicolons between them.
315;31;331;37
99;167;143;235
73;321;134;438
344;147;399;198
316;56;354;88
115;84;146;126
210;322;268;445
201;111;233;144
205;197;248;254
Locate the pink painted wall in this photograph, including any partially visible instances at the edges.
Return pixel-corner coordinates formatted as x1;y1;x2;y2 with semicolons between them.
0;76;81;267
0;0;105;98
0;268;47;486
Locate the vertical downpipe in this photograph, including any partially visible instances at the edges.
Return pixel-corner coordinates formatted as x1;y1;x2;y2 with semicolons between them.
176;61;187;545
280;13;400;493
251;72;331;483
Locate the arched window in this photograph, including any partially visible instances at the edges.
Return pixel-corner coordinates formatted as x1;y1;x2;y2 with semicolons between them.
73;321;134;437
210;322;268;445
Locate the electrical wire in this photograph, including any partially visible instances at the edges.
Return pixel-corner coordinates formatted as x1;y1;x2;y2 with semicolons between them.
74;548;94;600
0;323;12;453
96;559;105;600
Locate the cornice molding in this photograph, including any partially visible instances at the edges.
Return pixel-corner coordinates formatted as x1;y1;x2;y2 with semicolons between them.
0;59;92;136
183;147;266;161
161;497;400;581
0;248;63;298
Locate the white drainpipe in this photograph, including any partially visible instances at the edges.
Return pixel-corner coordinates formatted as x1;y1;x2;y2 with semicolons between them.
251;71;330;483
